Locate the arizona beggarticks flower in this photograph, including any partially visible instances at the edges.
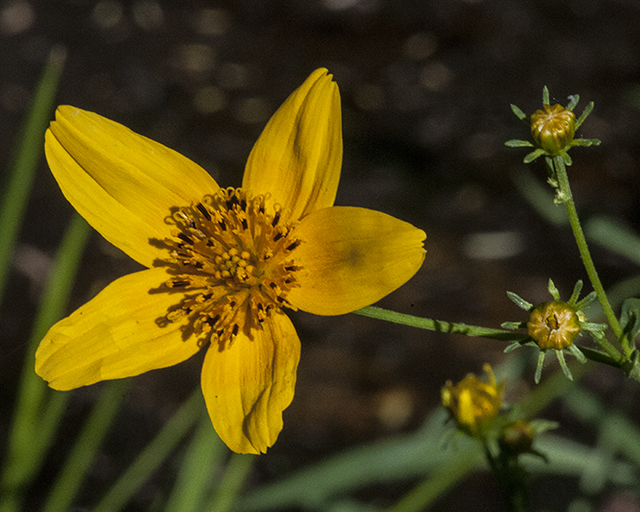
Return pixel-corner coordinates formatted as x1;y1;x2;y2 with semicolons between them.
504;279;606;383
35;69;426;454
441;363;504;437
505;86;600;166
505;87;600;204
530;103;576;156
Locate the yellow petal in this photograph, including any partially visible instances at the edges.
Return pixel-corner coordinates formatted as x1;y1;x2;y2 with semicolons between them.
46;106;219;267
201;311;300;454
287;206;426;315
36;268;202;390
243;68;342;221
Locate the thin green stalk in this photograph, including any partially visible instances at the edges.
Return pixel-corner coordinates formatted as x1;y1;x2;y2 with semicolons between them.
553;156;629;360
42;379;130;512
0;46;65;304
354;306;631;373
207;453;255;512
92;389;203;512
0;214;90;512
353;306;528;343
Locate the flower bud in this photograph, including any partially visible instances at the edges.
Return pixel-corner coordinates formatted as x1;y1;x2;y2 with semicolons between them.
442;364;504;435
527;300;581;351
530;104;576;155
499;419;536;455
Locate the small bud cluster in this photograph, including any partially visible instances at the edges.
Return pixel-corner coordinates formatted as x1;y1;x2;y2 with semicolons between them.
441;363;504;437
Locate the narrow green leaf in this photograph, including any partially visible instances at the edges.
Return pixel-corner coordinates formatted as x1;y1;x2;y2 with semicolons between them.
0;46;66;304
42;380;130;512
92;389;203;512
0;214;90;512
165;412;226;512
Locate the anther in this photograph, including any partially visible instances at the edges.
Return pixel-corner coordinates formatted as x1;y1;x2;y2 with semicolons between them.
196;202;211;221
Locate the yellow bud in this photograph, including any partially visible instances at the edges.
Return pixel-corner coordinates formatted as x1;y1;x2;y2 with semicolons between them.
442;363;504;435
527;300;581;351
530;104;576;155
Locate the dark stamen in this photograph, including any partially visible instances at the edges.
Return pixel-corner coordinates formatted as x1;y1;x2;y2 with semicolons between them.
285;240;301;251
178;233;193;244
197;202;211;221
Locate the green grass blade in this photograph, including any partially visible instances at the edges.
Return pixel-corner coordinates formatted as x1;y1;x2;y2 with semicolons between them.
0;213;91;512
585;216;640;266
207;453;255;512
164;411;226;512
42;379;130;512
0;46;66;304
92;388;204;512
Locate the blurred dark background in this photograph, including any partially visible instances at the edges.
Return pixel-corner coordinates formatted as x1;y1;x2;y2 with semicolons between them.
2;0;640;510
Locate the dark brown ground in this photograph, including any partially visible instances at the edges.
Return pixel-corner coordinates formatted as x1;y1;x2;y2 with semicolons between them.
2;1;640;510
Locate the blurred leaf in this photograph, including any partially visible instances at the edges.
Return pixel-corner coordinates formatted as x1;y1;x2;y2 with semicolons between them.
0;214;90;512
42;379;130;512
0;46;66;304
92;389;203;512
165;412;226;512
585;216;640;267
619;298;640;348
512;169;568;226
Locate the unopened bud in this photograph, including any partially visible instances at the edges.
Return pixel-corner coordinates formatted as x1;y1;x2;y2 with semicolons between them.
527;300;581;351
531;104;576;155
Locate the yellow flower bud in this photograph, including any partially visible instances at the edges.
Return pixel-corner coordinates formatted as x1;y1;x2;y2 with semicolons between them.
527;300;581;351
530;104;576;155
442;364;504;435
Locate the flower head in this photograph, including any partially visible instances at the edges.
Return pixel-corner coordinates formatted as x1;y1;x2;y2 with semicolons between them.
527;300;581;351
505;86;600;171
35;69;426;454
504;279;606;383
441;363;504;437
530;104;576;156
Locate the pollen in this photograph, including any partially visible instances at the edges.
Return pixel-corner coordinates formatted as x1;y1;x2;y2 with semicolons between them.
161;188;303;348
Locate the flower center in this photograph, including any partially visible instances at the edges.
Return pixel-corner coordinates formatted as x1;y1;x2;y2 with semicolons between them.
158;188;302;348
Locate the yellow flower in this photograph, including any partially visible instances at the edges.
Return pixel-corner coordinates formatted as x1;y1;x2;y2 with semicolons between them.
35;69;426;454
441;364;504;435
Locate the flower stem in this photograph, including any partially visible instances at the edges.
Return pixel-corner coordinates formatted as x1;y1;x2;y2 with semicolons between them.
553;156;630;361
482;443;527;512
353;306;528;343
354;306;633;374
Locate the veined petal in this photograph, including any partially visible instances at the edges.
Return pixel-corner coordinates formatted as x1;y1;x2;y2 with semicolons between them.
243;68;342;221
46;106;219;267
201;311;300;454
287;206;426;315
35;268;202;390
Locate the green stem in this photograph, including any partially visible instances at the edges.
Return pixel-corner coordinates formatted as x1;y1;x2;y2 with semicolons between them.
353;306;528;343
553;156;630;360
355;306;636;377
